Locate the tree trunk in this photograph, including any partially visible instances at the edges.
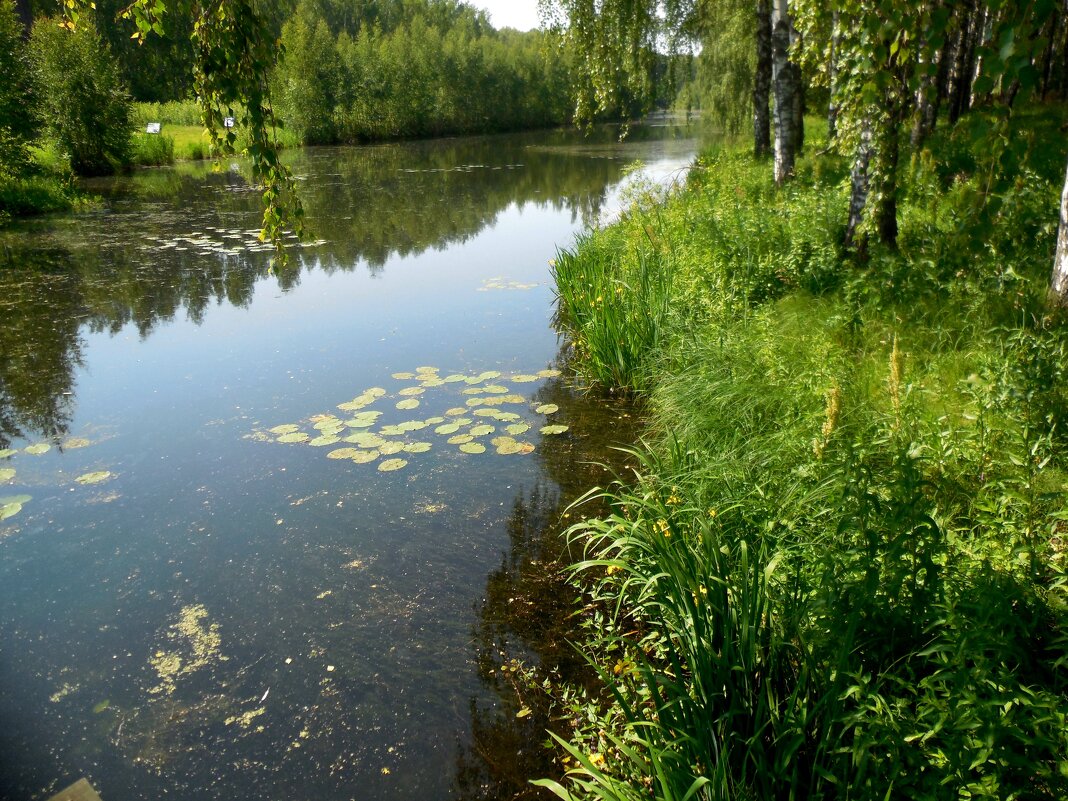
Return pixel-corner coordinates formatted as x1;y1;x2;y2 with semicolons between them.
1051;156;1068;306
827;9;840;141
876;114;901;248
14;0;32;34
844;117;872;255
772;0;796;184
754;0;772;158
948;4;975;124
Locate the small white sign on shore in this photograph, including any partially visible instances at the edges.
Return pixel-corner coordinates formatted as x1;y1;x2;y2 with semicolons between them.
145;122;161;134
224;116;235;128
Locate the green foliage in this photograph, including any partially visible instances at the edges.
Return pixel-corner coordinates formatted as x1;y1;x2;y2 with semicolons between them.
29;17;132;176
129;131;175;166
543;109;1068;800
0;0;36;180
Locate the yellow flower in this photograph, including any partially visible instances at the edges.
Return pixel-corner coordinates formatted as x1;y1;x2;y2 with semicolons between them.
656;519;671;537
589;752;606;768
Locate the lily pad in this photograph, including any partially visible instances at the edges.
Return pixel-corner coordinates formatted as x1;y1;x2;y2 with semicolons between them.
482;385;509;394
350;449;380;464
470;424;495;437
499;395;527;405
309;435;341;447
25;443;51;455
435;423;461;435
496;412;522;422
445;408;467;417
491;436;516;447
327;448;362;460
0;495;31;505
313;418;343;431
269;424;300;435
396;399;420;411
510;374;539;383
535;404;560;415
424;416;446;425
379;425;407;436
462;387;487;396
443;374;467;383
379;442;404;456
421;378;446;387
0;449;15;459
403;442;432;454
465;398;485;407
354;410;383;421
75;471;112;485
415;366;438;374
365;387;387;398
516;442;536;454
345;418;376;428
278;432;309;444
506;423;530;435
392;372;416;380
540;425;569;435
0;468;14;482
447;434;474;445
378;458;408;472
62;438;92;450
92;700;111;714
459;443;486;455
398;420;427;432
0;502;22;521
478;371;501;381
346;433;386;448
538;369;562;378
473;409;502;418
496;441;525;455
398;387;425;397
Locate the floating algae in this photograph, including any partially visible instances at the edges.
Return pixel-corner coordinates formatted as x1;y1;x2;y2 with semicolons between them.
75;471;112;485
149;604;223;696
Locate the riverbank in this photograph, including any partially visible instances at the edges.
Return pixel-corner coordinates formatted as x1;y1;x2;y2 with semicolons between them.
539;107;1068;799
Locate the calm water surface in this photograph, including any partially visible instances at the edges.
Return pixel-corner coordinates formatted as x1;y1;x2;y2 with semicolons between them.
0;120;699;801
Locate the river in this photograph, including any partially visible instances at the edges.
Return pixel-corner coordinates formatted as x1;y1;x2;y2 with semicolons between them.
0;119;700;801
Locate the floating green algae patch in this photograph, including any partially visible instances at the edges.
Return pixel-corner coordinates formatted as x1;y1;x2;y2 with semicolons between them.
75;471;112;485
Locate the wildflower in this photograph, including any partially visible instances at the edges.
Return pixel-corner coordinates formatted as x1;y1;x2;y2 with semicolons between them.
656;519;671;537
666;491;681;506
589;752;606;768
708;508;716;519
606;564;621;575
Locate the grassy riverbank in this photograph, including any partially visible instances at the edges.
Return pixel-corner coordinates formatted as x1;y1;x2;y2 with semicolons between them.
539;109;1068;799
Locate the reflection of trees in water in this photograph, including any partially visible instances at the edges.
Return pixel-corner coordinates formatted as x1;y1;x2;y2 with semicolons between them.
0;247;83;448
456;370;642;800
0;122;691;444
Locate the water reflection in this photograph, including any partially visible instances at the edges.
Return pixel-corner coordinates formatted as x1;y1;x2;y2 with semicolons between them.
0;120;696;448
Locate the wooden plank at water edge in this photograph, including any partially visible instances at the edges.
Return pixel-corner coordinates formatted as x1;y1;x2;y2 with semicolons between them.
46;779;103;801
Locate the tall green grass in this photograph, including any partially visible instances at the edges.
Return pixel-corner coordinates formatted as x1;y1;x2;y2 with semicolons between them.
540;108;1068;800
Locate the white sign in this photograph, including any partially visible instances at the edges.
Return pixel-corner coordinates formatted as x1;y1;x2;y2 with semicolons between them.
224;116;235;128
145;122;161;134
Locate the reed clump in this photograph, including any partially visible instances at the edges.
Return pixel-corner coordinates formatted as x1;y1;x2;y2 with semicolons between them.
540;109;1068;801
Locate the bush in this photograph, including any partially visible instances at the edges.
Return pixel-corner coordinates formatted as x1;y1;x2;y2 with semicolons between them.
29;17;132;176
129;131;175;166
0;0;35;179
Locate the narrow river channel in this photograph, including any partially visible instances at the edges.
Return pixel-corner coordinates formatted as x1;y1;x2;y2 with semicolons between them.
0;119;699;801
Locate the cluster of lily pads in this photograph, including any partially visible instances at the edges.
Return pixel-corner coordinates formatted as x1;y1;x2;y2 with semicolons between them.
477;277;539;292
399;163;525;174
143;227;327;258
0;437;111;522
260;366;568;473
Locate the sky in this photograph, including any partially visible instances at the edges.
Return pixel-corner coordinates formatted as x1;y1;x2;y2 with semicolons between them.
468;0;542;31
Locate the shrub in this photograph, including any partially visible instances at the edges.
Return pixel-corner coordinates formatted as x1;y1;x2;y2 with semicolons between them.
0;0;35;179
29;17;132;176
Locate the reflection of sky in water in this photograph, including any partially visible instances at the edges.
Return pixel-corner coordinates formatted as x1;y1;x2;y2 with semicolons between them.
0;121;700;801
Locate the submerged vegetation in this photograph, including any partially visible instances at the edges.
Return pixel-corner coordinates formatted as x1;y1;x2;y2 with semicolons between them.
538;108;1068;799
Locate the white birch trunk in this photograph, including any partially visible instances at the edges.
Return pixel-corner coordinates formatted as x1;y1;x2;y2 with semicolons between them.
1051;157;1068;305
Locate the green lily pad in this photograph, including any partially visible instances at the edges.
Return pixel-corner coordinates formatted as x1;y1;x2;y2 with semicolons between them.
535;404;560;415
499;394;527;405
269;424;300;435
424;416;446;425
0;449;15;459
435;423;461;435
92;700;110;713
497;441;525;455
0;495;31;505
453;418;473;426
313;418;343;431
470;424;495;437
510;374;539;383
345;418;376;428
0;468;14;482
62;438;92;449
378;458;408;472
462;388;486;396
1;502;23;521
445;408;467;417
379;442;404;455
327;448;361;460
379;425;407;436
443;374;467;383
309;435;341;447
465;398;485;407
365;387;387;398
491;435;516;447
473;409;501;418
396;399;420;410
346;433;386;448
403;442;432;454
483;385;509;394
355;410;383;420
447;434;473;445
392;372;416;380
538;369;562;378
25;443;51;455
421;378;446;387
337;399;370;412
478;371;501;380
75;471;112;485
415;366;438;374
350;449;380;464
496;412;522;422
278;432;310;444
540;425;569;435
398;387;425;397
459;443;486;454
506;423;530;435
